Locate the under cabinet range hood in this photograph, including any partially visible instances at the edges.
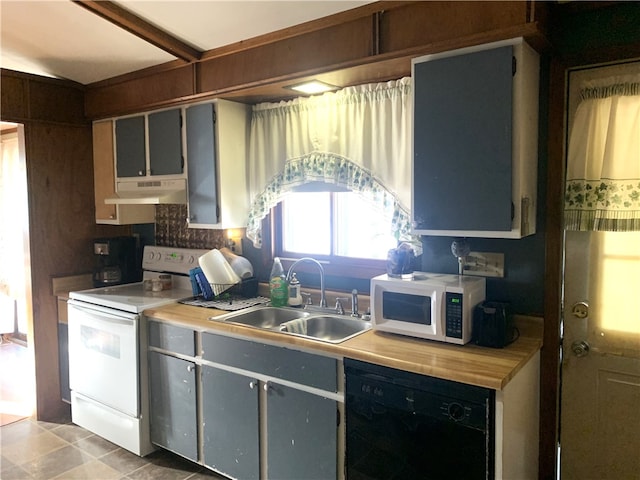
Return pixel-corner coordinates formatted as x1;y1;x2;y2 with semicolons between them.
105;179;187;205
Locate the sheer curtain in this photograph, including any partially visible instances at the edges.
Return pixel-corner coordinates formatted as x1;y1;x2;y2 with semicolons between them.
564;74;640;231
247;77;412;247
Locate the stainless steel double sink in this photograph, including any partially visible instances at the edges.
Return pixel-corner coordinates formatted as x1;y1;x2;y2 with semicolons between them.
210;306;371;344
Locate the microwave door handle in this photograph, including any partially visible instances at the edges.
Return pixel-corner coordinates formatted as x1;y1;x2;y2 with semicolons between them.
433;288;446;338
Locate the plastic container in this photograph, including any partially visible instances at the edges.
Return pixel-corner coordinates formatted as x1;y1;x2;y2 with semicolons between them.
287;272;302;307
269;257;288;307
159;274;172;290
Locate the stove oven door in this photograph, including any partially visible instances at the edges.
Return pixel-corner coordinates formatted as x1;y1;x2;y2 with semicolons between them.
68;300;140;416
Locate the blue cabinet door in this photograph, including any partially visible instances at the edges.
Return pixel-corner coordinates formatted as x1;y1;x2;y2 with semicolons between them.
266;382;337;480
186;103;218;225
115;116;146;177
202;365;260;479
148;351;198;461
148;108;183;176
413;45;513;232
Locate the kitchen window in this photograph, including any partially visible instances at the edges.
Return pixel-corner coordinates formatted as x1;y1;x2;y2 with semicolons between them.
247;78;413;253
277;191;396;261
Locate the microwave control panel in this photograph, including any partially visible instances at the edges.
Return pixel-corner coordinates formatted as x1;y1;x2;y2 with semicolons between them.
445;292;464;339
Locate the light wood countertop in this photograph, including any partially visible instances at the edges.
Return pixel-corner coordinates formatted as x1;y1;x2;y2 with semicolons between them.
144;303;542;391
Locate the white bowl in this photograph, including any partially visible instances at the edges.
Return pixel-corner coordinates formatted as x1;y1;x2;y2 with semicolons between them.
198;249;241;295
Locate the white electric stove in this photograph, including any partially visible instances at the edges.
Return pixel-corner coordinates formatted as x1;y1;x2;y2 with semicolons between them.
67;246;208;456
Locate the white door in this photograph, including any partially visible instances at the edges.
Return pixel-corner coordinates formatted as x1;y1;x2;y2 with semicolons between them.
561;62;640;479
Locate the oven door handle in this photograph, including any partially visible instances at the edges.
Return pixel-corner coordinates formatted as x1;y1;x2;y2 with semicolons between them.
68;300;139;324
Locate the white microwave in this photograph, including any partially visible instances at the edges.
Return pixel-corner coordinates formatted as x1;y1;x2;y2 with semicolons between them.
370;272;486;345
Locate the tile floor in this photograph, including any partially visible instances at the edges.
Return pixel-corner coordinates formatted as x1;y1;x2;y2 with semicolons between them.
0;415;226;480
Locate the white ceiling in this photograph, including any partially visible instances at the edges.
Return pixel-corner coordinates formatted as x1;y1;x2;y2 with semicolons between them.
0;1;370;85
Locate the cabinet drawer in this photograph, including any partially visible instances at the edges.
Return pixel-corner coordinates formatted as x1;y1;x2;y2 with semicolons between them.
148;320;196;357
201;333;337;392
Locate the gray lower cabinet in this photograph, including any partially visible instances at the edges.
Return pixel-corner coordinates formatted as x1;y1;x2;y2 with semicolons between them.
266;382;337;480
148;350;198;462
201;332;340;479
147;323;340;478
202;365;260;480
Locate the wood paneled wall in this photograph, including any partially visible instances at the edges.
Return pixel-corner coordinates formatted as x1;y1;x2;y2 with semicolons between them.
84;1;546;118
1;70;130;421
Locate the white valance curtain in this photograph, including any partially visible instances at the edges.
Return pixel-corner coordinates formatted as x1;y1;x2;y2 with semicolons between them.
247;77;412;247
564;74;640;231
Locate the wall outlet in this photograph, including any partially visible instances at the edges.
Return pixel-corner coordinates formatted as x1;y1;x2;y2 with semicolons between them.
227;237;243;255
463;252;504;278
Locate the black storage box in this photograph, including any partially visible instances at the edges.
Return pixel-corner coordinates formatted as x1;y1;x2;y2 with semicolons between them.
472;301;517;348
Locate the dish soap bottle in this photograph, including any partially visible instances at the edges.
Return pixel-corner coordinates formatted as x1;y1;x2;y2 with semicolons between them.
269;257;288;307
287;272;302;307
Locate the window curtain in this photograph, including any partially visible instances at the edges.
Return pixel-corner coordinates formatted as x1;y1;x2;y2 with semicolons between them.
564;74;640;231
247;77;413;248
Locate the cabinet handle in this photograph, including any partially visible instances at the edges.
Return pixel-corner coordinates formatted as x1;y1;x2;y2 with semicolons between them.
263;382;271;392
186;364;194;372
138;170;144;176
249;381;256;389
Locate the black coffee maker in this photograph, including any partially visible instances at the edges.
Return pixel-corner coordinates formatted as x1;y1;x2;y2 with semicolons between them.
93;236;141;287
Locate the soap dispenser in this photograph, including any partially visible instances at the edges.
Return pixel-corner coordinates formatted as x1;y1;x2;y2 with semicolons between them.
269;257;288;307
287;273;302;307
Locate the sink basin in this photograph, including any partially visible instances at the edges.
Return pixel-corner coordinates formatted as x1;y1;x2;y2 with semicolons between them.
218;306;309;329
211;306;371;343
281;315;372;344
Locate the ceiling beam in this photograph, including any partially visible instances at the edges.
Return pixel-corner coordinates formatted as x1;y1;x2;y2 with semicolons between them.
71;0;202;62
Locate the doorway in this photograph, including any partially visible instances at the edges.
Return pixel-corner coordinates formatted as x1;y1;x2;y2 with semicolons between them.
560;62;640;478
0;122;35;426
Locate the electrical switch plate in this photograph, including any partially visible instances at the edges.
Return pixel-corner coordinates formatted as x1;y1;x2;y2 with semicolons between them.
463;252;504;278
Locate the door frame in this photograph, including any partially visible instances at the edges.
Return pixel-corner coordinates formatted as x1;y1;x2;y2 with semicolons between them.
543;52;640;480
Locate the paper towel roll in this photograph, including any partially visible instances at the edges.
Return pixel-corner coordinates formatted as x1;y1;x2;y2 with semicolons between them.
219;247;254;279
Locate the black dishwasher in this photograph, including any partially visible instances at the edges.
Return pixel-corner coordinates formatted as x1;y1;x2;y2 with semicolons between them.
345;359;495;480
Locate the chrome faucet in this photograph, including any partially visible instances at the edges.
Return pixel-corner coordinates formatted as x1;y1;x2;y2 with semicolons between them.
350;289;359;317
286;257;327;308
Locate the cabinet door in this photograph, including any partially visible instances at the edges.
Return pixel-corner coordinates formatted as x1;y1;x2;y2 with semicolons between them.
413;45;513;232
92;120;118;222
186;103;218;225
148;351;198;461
115;116;146;178
202;365;260;480
148;108;183;176
266;382;337;480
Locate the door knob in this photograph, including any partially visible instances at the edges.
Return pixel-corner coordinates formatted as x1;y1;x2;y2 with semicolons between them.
571;340;590;357
571;301;589;319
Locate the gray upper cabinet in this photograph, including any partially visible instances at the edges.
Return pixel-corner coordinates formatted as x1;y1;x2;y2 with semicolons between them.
411;37;539;238
115;115;146;178
148;108;183;176
186;103;218;225
185;99;250;230
115;108;184;179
